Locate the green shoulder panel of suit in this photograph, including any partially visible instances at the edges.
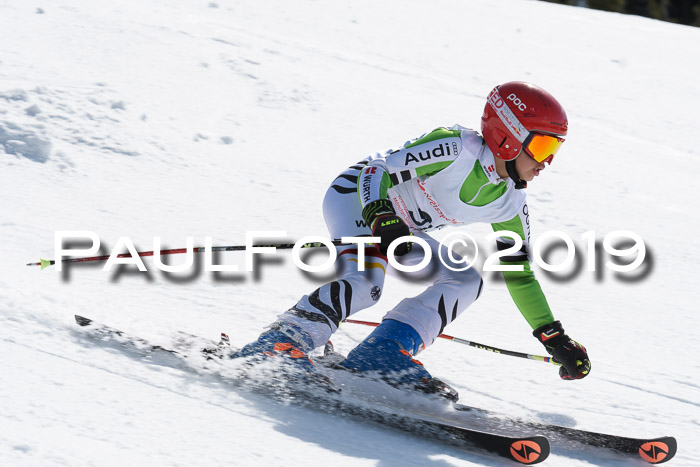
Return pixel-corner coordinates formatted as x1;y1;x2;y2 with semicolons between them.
491;215;555;330
406;128;462;178
405;127;462;148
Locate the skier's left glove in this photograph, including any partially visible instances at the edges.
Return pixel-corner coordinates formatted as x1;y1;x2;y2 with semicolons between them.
362;199;412;256
533;320;591;380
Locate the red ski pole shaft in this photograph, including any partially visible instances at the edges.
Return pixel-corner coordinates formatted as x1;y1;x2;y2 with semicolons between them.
344;319;556;365
27;240;345;270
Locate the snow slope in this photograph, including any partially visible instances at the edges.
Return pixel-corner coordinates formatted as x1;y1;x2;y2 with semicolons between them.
1;0;699;465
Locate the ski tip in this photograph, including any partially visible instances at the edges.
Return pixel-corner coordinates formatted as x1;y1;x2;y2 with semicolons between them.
74;315;93;327
509;436;550;464
638;437;677;464
40;258;53;270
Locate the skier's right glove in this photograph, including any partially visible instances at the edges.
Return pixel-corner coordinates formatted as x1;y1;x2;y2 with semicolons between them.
533;320;591;380
362;199;412;256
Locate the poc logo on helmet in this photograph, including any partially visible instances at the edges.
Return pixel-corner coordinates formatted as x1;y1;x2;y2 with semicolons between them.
507;93;527;111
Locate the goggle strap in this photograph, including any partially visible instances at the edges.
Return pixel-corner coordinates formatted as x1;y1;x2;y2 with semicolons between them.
505;160;527;190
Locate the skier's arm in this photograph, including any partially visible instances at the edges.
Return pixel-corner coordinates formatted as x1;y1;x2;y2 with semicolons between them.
492;209;591;380
357;166;393;207
490;208;555;330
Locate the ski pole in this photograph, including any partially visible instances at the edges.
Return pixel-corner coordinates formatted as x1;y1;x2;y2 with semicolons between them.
344;319;557;365
27;240;345;270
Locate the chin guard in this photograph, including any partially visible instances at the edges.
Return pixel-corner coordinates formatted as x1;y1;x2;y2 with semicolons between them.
505;160;527;189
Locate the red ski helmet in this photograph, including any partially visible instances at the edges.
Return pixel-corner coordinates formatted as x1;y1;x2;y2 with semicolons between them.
481;81;568;162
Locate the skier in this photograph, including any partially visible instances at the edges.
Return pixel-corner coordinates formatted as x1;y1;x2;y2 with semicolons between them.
235;81;591;398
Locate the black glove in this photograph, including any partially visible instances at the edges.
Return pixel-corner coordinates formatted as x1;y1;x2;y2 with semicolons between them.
362;199;412;256
533;321;591;380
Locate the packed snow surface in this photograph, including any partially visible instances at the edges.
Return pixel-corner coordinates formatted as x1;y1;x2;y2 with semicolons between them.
1;0;699;465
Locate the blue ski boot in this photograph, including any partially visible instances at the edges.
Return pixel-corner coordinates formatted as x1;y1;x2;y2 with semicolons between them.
341;319;459;402
234;322;315;371
233;322;339;393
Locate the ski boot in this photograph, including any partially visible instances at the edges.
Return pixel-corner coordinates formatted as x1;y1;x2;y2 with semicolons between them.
233;322;338;393
234;322;315;370
340;319;459;402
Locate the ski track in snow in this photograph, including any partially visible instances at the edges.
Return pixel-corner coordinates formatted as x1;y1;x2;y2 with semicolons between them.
2;0;700;465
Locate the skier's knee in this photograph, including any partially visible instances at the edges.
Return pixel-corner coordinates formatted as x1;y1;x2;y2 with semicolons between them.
442;267;483;302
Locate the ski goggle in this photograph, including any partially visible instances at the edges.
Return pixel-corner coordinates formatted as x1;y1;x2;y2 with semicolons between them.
523;133;564;164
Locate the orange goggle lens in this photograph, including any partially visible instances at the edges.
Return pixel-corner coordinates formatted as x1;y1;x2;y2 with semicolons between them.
524;133;564;164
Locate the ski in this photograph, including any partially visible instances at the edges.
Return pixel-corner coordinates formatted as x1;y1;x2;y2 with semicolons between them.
315;344;677;465
451;403;677;464
73;315;677;464
73;315;549;464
